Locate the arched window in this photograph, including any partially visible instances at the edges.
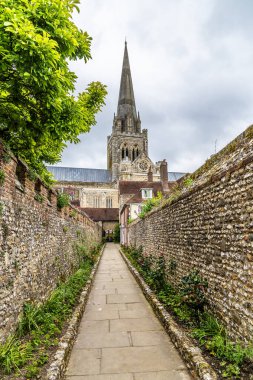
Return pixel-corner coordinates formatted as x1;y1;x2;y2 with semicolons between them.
121;144;130;161
94;196;100;208
106;197;113;208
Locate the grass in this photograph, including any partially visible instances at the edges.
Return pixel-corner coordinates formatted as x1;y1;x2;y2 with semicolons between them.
121;245;253;379
0;243;102;379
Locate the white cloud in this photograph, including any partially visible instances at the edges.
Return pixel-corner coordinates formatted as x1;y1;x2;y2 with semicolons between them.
58;0;253;173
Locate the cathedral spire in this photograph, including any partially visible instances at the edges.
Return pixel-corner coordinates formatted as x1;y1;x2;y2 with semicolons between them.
117;42;137;119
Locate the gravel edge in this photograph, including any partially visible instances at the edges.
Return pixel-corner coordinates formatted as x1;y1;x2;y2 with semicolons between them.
120;248;218;380
46;244;105;380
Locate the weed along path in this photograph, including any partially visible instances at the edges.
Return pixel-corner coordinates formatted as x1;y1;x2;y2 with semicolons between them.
65;243;192;380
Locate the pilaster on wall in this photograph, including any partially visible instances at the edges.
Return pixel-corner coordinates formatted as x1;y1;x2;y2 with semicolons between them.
0;142;102;341
128;125;253;343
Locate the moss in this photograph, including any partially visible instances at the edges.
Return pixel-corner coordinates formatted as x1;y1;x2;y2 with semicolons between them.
0;202;4;217
0;170;5;186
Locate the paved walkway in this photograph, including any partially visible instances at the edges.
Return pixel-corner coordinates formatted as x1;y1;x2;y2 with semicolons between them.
65;243;192;380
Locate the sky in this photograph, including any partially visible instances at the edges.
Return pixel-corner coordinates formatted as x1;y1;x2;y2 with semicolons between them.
58;0;253;173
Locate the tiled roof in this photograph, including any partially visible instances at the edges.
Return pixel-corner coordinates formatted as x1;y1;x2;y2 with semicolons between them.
119;181;164;196
81;208;119;222
47;165;186;184
47;166;112;183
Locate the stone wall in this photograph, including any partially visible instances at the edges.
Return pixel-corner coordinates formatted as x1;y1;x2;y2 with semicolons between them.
0;143;102;341
128;126;253;342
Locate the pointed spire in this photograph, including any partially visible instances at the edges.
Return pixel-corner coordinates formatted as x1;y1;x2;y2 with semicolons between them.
117;42;137;119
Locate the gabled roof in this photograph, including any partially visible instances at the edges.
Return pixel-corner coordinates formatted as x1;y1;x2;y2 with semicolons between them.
47;166;112;183
119;181;164;196
81;208;119;222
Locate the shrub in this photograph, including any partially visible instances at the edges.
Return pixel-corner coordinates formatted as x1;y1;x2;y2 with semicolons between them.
0;170;5;186
57;193;70;209
113;223;120;243
179;270;208;312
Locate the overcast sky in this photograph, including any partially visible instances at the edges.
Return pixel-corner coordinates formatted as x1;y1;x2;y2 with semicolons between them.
58;0;253;173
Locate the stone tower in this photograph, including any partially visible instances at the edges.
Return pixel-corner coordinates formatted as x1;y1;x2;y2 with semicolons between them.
107;42;160;181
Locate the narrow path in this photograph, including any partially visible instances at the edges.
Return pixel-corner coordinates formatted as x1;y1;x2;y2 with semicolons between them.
65;243;192;380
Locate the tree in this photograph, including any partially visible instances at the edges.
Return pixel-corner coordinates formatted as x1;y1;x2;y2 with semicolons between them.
113;223;120;243
0;0;107;184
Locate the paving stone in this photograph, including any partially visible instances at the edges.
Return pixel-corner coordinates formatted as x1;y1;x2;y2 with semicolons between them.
84;309;119;321
85;303;127;312
66;374;133;380
66;349;101;376
101;346;183;373
119;308;150;319
110;318;162;332
74;331;130;349
134;370;192;380
80;320;109;333
131;331;171;346
87;294;107;306
107;294;144;304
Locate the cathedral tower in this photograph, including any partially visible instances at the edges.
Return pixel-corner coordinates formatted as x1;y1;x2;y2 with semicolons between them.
107;42;159;181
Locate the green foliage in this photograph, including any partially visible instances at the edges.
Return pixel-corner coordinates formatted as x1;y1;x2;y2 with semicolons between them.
0;243;101;377
139;191;163;219
168;259;177;275
57;192;70;209
34;193;43;203
179;270;208;312
27;169;37;182
0;0;107;185
2;152;11;164
0;170;5;186
121;245;253;378
127;217;134;224
193;313;253;378
183;177;194;187
113;223;120;243
0;202;3;216
69;209;78;218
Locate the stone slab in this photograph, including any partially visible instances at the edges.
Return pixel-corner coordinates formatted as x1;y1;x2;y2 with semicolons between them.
74;331;130;349
110;318;162;332
131;331;171;346
66;374;133;380
66;348;101;376
107;294;143;304
101;346;183;373
84;309;119;321
80;320;109;333
134;370;192;380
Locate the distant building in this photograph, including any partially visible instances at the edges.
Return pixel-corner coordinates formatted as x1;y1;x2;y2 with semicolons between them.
48;43;186;237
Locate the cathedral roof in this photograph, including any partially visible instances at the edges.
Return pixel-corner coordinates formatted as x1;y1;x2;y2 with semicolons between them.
168;172;186;181
117;41;137;119
47;166;185;184
47;166;112;183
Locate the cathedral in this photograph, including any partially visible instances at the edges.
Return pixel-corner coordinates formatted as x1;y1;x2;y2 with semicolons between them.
48;43;185;234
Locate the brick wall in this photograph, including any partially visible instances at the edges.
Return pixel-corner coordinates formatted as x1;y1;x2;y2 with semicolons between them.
128;126;253;342
0;143;102;341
